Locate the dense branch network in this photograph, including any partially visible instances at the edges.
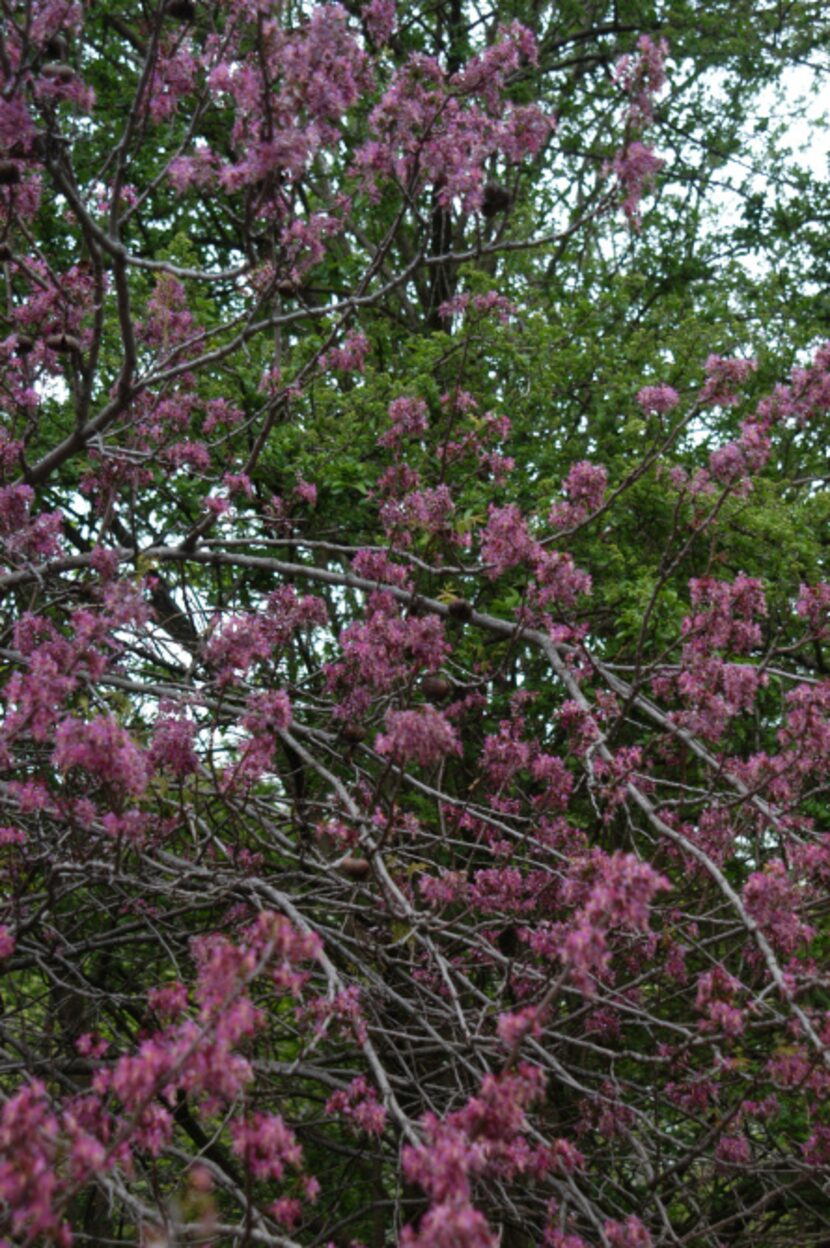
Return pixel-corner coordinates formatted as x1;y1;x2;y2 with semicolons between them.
0;2;829;1247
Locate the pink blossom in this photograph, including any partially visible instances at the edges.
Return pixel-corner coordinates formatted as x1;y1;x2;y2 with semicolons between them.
796;581;830;637
326;1076;387;1135
301;985;368;1045
604;1215;652;1248
141;274;196;346
0;925;15;959
482;719;531;786
322;328;370;373
803;1126;830;1166
562;460;607;511
230;1112;303;1181
327;593;449;713
53;714;149;796
90;545;121;581
362;0;396;45
469;866;534;915
636;383;679;413
401;1064;549;1248
378;396;429;448
271;1196;303;1227
700;354;758;407
480;503;539;577
167;148;219;193
167;440;211;472
224;471;254;498
149;714;199;778
544;1232;589;1248
376;705;461;767
0;1081;67;1244
241;688;293;736
496;1005;543;1048
400;1200;498;1248
147;982;189;1020
351;548;413;590
695;967;745;1036
615;34;669;127
742;861;813;954
715;1134;751;1168
294;476;318;506
709;440;745;483
380;484;456;543
549;461;607;528
531;549;592;609
608;141;664;228
419;870;468;907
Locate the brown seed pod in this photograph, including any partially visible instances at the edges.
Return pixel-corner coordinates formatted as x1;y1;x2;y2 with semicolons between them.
338;856;371;880
15;334;35;356
342;723;367;745
165;0;196;20
421;674;452;702
447;597;473;623
481;182;512;219
0;242;12;262
0;161;21;187
6;141;32;161
497;926;519;958
45;332;81;354
43;35;69;60
40;62;75;82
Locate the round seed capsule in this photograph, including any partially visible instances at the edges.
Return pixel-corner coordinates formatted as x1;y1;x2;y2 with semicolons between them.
421;674;452;701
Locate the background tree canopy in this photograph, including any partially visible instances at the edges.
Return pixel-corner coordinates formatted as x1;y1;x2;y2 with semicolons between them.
2;1;830;1245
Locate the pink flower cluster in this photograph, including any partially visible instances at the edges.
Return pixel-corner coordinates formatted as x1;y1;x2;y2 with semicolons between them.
402;1064;586;1248
607;36;669;226
695;966;745;1038
149;712;199;778
530;852;670;994
651;575;768;741
378;396;429;448
636;382;680;413
376;704;461;767
326;1075;387;1135
205;588;327;684
477;505;593;614
53;714;149;797
742;860;813;954
609;141;664;228
225;689;294;788
615;34;669;127
327;590;449;718
480;503;538;576
0;483;63;561
0;911;322;1238
700;354;758;407
230;1111;303;1181
355;23;553;213
549;460;608;529
0;1082;71;1246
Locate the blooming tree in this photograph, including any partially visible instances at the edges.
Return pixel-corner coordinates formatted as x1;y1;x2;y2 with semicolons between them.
1;0;830;1244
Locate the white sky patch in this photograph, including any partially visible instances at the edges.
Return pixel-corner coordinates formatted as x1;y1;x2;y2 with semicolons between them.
763;66;830;177
702;64;830;274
